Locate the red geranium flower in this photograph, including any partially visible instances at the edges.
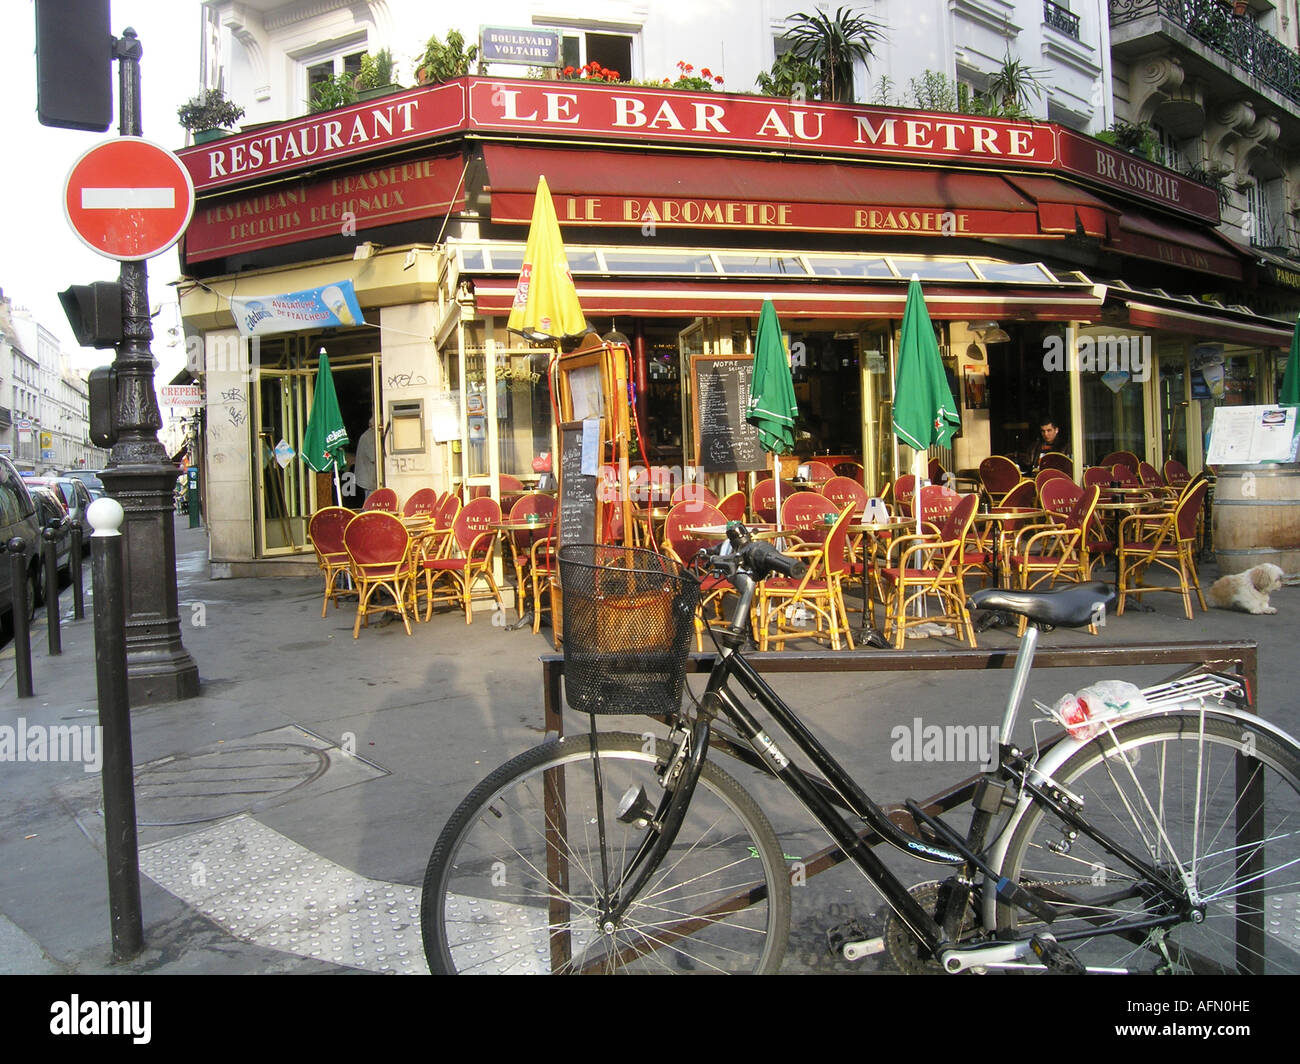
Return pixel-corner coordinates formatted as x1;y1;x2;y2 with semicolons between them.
701;67;712;78
715;75;724;84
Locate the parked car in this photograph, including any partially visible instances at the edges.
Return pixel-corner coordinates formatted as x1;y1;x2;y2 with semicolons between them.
57;468;105;499
25;476;93;549
28;485;73;579
0;454;42;627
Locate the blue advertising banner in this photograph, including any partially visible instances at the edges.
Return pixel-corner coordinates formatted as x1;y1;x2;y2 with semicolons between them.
230;281;366;337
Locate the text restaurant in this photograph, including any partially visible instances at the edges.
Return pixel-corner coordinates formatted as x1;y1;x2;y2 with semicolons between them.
176;76;1296;574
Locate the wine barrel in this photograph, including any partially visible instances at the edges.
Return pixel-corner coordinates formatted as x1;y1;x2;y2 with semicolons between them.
1211;464;1300;576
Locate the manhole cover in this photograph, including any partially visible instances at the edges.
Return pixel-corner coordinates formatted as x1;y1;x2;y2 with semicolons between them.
135;743;329;826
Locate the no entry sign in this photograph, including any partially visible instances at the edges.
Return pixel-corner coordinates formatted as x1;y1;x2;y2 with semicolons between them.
63;137;195;260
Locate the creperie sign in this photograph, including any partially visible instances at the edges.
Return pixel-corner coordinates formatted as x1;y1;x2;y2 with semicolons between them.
179;77;1219;222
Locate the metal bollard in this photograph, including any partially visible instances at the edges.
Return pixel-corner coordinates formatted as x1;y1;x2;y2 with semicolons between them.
7;538;33;698
71;523;84;620
42;525;61;656
88;499;144;961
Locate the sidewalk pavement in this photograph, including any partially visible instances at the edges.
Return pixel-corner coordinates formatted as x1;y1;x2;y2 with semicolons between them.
0;518;1295;975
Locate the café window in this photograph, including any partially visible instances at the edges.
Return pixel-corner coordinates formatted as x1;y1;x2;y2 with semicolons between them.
304;47;365;108
548;26;635;78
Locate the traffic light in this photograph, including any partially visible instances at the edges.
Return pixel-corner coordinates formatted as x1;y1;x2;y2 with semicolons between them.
59;282;122;350
35;0;113;131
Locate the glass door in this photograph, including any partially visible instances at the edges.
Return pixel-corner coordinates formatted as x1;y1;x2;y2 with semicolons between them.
254;368;312;554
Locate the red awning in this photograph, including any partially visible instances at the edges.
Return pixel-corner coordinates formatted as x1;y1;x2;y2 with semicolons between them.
184;152;467;264
1111;209;1245;280
482;144;1081;240
1120;300;1292;347
1002;174;1118;239
470;276;1106;321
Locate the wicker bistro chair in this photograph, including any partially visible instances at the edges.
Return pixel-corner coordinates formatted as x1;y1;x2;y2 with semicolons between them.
1007;483;1102;593
342;511;414;638
1163;458;1192;490
1100;450;1140;472
878;493;979;649
805;460;836;485
662;500;735;650
669;483;719;506
751;478;800;523
757;505;858;652
422;497;505;623
1038;451;1073;475
822;476;867;515
1116;478;1210;620
979;455;1022;500
717;489;748;523
780;491;834;542
362;487;399;512
1034;468;1071;502
308;506;357;617
833;460;865;484
505;493;556;624
402;487;439;519
891;474;918;517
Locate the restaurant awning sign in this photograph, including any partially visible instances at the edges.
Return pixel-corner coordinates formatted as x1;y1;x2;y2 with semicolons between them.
480;26;561;66
230;281;366;337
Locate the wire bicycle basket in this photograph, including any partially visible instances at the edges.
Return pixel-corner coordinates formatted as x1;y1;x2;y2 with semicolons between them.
557;544;701;716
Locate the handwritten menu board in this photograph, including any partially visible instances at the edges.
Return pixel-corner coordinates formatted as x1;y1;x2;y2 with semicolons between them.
691;356;766;473
558;421;599;547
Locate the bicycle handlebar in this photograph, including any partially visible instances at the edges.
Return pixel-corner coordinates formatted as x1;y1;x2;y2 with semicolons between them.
698;523;806;583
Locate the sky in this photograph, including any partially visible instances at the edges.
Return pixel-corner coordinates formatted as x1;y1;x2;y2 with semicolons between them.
2;1;202;378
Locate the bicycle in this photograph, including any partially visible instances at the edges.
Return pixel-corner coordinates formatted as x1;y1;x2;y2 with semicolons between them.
420;527;1300;974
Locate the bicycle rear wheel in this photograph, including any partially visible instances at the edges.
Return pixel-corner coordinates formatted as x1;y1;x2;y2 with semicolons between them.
998;713;1300;973
421;732;791;974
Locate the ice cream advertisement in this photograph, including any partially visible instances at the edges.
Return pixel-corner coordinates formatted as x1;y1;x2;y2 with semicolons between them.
230;281;366;337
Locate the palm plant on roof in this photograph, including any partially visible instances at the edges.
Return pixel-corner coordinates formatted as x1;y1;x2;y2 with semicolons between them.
984;51;1046;116
782;6;885;103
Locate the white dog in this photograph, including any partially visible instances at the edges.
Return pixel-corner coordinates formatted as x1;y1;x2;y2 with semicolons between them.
1206;563;1286;615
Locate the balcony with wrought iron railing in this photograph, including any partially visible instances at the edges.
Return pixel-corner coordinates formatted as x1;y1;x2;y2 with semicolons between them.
1045;0;1082;39
1110;0;1300;105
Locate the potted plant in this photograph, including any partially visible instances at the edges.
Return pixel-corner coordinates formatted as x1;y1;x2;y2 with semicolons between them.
1098;118;1159;159
176;88;245;143
355;48;401;100
415;30;478;85
309;72;358;113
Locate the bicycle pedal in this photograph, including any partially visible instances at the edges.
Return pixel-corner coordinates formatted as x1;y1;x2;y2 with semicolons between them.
826;920;884;962
1029;933;1086;974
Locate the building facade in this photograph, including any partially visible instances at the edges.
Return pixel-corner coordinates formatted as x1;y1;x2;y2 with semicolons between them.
180;1;1298;575
0;290;104;474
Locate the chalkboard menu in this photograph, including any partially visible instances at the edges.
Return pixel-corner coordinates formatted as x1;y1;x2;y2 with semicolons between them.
558;421;599;547
691;356;766;473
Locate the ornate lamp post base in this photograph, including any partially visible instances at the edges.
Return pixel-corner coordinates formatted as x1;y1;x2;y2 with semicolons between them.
99;465;200;705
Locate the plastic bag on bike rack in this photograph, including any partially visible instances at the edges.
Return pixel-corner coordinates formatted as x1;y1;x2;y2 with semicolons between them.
1050;680;1148;741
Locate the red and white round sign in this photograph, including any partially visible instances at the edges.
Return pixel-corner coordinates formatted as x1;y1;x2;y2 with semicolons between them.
63;137;195;261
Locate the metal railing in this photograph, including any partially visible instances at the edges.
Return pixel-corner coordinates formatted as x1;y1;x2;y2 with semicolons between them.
1045;0;1082;39
1110;0;1300;105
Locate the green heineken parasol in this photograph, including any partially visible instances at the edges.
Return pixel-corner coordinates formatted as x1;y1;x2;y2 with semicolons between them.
893;277;961;454
1282;321;1300;407
748;299;799;526
301;352;350;503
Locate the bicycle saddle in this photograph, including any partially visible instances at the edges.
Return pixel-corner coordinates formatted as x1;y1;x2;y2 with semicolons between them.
968;582;1116;629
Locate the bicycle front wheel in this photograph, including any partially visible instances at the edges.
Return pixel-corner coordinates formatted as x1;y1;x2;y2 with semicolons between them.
998;713;1300;973
421;732;792;974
